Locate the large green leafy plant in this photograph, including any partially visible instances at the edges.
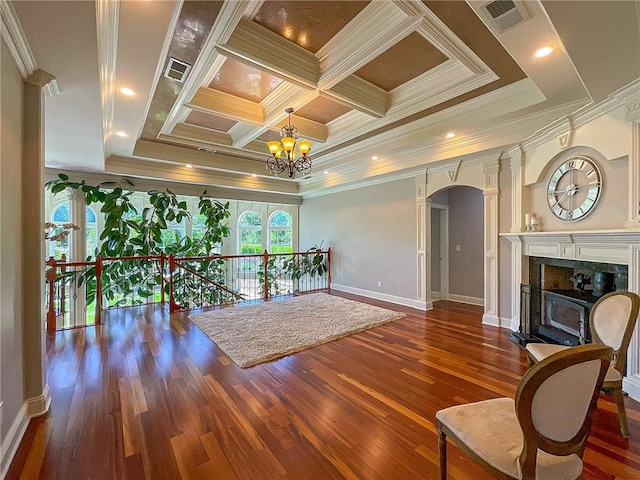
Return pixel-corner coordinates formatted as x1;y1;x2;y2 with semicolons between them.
46;174;232;307
257;243;328;297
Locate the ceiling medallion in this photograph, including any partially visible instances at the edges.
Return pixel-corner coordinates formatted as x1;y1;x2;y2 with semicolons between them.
266;108;311;179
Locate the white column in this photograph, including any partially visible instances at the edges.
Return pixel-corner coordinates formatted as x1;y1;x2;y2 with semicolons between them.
510;147;526;233
623;245;640;400
625;120;640;229
509;150;526;331
69;190;87;325
482;160;500;326
415;173;430;310
23;70;55;416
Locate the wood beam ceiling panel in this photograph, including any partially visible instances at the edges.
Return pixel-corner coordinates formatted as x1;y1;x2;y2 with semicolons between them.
217;19;320;90
324;76;388;118
188;87;264;125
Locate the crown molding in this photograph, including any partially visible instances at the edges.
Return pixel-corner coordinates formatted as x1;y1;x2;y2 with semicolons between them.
318;79;546;165
106;154;300;195
163;124;233;148
96;0;120;159
300;102;582;198
46;167;302;205
0;0;36;79
157;132;264;161
0;0;59;97
132;138;269;176
516;79;640;153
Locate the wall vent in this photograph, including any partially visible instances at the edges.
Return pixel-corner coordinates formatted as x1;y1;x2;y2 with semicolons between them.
164;57;191;82
479;0;529;33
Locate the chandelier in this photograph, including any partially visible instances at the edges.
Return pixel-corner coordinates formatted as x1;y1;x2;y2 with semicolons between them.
265;108;312;178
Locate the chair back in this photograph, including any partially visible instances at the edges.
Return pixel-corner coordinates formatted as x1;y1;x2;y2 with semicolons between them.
590;291;640;373
515;344;612;478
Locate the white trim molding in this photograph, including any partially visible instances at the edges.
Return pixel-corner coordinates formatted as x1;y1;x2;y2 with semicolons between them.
447;294;484;307
331;283;429;311
0;0;59;97
0;385;51;479
482;160;500;327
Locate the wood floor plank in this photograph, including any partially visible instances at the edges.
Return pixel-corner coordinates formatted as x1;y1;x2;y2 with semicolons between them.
6;296;640;479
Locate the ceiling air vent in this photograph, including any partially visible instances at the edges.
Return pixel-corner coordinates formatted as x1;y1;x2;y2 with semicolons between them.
197;147;217;153
164;57;191;82
479;0;529;33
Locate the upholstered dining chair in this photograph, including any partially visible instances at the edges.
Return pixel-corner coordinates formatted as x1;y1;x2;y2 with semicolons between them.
526;290;640;437
436;344;612;480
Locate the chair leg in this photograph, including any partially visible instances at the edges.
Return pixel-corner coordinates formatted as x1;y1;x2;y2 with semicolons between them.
438;429;447;480
613;387;630;438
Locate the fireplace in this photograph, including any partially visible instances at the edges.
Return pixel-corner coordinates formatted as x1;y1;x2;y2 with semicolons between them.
501;230;640;402
520;257;628;347
540;290;592;345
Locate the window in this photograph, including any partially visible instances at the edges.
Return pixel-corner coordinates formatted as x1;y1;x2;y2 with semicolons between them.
162;219;186;248
86;207;97;257
268;211;293;253
49;203;71;259
238;211;262;254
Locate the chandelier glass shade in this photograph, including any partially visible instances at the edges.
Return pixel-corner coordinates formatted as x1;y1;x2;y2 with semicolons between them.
265;108;312;178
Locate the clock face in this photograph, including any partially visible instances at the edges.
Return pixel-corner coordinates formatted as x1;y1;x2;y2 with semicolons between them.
547;156;602;222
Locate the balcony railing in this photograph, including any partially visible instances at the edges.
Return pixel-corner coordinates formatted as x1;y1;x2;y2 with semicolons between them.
45;249;331;331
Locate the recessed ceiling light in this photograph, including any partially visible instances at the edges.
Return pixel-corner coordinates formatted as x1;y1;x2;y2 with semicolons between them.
323;171;329;175
534;46;553;58
115;131;127;137
185;164;193;169
446;132;456;139
371;156;378;160
119;87;136;96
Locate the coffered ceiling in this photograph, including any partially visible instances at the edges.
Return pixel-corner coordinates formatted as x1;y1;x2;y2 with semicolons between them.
7;1;640;203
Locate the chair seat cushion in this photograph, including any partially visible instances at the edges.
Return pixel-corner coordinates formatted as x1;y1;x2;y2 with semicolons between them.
526;343;568;362
526;343;621;382
436;398;583;480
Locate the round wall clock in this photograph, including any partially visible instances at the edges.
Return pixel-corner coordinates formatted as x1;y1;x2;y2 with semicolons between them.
547;155;602;222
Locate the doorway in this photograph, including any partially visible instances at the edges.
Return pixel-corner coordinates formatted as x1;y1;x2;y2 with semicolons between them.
430;204;449;301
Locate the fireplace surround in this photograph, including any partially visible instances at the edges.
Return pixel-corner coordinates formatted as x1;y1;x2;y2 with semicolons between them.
502;230;640;402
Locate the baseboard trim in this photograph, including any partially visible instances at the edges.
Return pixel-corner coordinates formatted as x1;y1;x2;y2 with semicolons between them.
430;291;441;301
482;313;500;327
623;374;640;403
27;383;51;418
0;384;51;479
0;403;29;480
331;283;429;311
447;294;484;306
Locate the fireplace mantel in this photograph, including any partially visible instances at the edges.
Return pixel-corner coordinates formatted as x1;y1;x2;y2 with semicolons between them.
501;230;640;264
501;229;640;402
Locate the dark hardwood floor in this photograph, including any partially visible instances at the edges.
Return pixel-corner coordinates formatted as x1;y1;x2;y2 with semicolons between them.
7;293;640;479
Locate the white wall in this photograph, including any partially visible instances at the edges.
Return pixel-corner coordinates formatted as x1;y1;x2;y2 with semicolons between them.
300;178;416;303
1;38;26;465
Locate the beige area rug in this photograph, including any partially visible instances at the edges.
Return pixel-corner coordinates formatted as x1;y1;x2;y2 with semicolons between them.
189;293;406;368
